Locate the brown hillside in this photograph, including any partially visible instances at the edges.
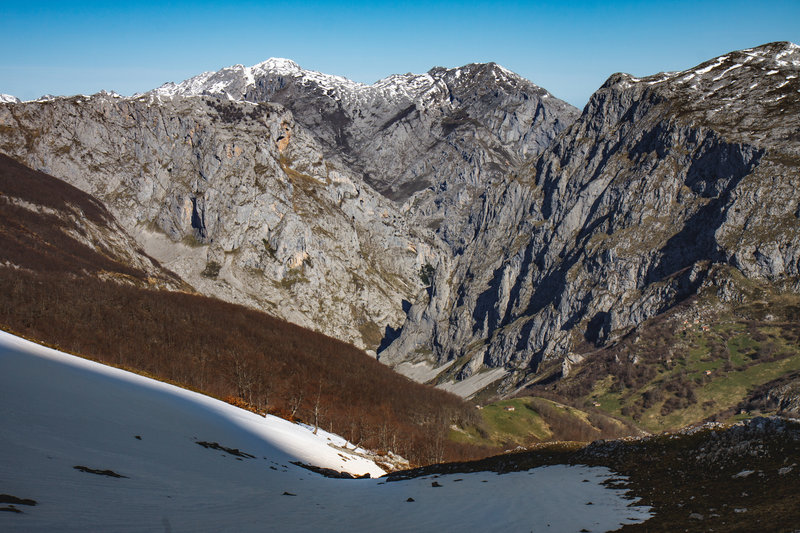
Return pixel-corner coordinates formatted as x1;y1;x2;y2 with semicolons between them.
0;153;493;465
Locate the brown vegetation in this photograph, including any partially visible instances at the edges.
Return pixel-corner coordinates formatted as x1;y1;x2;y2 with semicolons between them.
0;268;490;465
0;153;489;466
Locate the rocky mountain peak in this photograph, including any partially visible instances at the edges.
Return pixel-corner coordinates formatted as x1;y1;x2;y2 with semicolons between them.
381;42;800;397
251;57;302;72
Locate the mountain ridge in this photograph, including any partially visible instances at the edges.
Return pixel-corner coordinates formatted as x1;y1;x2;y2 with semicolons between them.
380;40;800;396
1;42;798;407
0;57;578;350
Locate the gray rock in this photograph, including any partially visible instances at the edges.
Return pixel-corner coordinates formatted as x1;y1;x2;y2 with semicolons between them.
0;59;577;352
382;42;800;395
0;94;432;349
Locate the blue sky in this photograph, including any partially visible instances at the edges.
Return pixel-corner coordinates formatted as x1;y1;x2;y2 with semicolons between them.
1;0;798;107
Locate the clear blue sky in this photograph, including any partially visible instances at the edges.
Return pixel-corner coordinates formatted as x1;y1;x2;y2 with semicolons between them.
1;0;798;108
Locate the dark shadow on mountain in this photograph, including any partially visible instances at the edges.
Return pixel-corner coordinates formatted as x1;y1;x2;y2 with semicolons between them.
472;264;505;336
377;324;402;354
584;311;612;346
645;135;764;287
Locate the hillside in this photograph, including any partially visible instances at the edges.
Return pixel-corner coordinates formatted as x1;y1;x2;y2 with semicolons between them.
1;43;799;457
0;59;577;351
0;154;489;465
393;416;800;532
0;93;431;351
525;265;800;431
381;41;800;402
0;330;652;532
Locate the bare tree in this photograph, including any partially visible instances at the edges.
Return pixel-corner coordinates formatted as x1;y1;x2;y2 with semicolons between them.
312;381;325;434
289;390;304;419
230;351;255;405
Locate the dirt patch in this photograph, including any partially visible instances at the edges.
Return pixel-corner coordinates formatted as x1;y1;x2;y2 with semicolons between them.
0;494;36;506
73;465;128;478
290;461;371;479
196;441;255;459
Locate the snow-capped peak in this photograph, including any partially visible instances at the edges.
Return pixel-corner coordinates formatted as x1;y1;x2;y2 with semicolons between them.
149;57;370;102
617;41;800;93
147;57;544;108
252;57;302;72
0;93;20;104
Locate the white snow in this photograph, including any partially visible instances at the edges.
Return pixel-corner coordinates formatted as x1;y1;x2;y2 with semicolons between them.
438;367;509;398
0;93;20;104
394;358;455;382
0;330;652;531
694;56;728;76
645;72;678;85
712;63;743;81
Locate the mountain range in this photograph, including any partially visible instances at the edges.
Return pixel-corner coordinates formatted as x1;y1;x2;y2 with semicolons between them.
0;41;798;416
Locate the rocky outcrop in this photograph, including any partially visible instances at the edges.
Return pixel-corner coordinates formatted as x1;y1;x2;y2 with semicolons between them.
150;59;579;250
381;42;800;394
0;60;577;351
741;371;800;416
0;94;433;349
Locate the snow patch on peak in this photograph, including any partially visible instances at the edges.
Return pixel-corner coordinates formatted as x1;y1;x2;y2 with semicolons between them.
0;93;20;104
254;57;302;72
242;65;256;87
694;55;729;76
373;72;436;100
491;62;517;78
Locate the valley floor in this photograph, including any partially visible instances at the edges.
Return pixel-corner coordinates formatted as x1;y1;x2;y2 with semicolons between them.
0;330;651;532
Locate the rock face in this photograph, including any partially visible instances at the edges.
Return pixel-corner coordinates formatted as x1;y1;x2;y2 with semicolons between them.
381;42;800;393
0;61;576;350
742;371;800;416
150;59;579;250
2;43;797;398
0;94;431;348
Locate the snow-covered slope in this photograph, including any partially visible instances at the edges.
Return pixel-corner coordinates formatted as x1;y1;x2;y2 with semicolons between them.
0;330;651;531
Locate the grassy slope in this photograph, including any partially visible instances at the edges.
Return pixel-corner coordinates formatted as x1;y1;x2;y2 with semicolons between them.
537;266;800;435
449;396;635;448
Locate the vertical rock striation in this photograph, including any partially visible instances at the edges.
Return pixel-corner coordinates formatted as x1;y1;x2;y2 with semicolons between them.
381;42;800;395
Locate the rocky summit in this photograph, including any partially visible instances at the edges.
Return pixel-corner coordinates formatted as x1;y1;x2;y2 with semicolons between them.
149;57;579;251
0;42;798;399
380;41;800;395
0;57;577;352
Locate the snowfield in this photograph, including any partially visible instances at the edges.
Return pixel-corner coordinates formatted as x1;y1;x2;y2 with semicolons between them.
0;330;651;531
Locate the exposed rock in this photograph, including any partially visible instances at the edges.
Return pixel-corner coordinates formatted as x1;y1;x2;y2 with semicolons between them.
149;59;579;254
382;42;800;394
0;95;431;348
0;59;577;351
739;371;800;416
